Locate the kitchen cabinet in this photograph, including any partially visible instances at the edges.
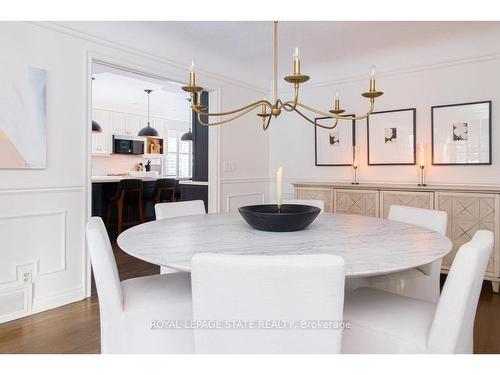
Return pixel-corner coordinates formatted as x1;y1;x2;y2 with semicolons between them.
92;109;112;155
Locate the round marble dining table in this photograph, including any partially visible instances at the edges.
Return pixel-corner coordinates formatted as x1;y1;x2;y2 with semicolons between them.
117;212;452;277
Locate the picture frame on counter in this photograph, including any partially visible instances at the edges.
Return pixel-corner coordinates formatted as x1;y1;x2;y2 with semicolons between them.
431;101;491;165
367;108;416;166
314;115;355;166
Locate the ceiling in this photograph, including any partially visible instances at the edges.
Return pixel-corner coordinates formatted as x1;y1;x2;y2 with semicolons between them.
61;21;500;90
92;63;191;121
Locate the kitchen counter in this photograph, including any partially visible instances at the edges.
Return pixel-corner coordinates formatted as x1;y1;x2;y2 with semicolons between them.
92;175;187;183
178;180;209;186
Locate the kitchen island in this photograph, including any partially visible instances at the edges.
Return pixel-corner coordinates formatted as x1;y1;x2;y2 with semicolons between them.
92;175;208;230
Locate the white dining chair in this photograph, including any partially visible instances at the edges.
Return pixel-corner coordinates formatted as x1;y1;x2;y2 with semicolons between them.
85;217;194;353
155;200;206;274
283;199;325;211
343;230;493;354
191;253;345;353
362;205;448;302
154;200;206;220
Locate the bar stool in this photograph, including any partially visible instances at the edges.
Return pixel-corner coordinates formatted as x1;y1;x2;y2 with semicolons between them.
148;178;177;204
106;179;144;234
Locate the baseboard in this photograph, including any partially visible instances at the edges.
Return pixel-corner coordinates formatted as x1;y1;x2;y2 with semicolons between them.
31;286;86;315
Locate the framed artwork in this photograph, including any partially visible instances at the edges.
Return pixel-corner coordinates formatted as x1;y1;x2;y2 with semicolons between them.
367;108;416;165
431;101;491;165
0;64;47;169
314;115;355;166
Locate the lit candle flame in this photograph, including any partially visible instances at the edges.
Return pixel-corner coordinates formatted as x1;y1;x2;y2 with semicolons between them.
370;64;376;79
294;47;299;59
190;60;195;73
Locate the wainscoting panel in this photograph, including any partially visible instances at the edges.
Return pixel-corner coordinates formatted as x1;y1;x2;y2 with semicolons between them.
0;187;86;322
220;179;269;213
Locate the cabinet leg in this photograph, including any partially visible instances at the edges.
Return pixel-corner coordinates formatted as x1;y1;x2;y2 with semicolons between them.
492;281;499;294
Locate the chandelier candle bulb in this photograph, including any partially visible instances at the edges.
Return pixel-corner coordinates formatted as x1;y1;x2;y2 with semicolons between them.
276;167;283;210
369;65;376;92
335;89;340;110
293;47;301;75
189;60;196;86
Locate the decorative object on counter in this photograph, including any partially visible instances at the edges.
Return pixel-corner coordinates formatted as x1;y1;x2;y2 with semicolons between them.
181;128;193;141
0;64;47;169
145;159;151;172
418;143;427;187
315;114;355;166
276;166;283;211
238;204;321;232
138;89;160;137
92;120;102;133
431;101;491;165
181;22;383;131
138;162;144;172
367;108;416;166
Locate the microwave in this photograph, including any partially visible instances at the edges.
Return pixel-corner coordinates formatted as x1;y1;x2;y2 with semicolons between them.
113;135;145;155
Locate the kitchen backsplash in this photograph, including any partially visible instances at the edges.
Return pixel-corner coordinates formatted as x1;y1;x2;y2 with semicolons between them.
92;154;144;176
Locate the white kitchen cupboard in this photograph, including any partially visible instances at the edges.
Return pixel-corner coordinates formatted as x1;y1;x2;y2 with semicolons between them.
91;109;112;155
293;181;500;293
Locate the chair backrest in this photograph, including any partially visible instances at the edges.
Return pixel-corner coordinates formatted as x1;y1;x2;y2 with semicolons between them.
388;205;448;275
427;230;494;353
388;205;447;235
191;253;345;353
153;178;177;202
283;199;324;211
85;217;123;316
117;179;143;204
155;200;206;220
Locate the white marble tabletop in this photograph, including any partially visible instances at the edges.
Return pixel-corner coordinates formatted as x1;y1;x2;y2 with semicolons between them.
117;213;452;277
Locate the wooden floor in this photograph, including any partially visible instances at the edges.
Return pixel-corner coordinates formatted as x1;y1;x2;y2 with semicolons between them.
0;243;499;353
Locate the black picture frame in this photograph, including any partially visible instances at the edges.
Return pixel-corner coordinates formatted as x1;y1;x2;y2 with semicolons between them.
314;115;356;166
367;108;416;166
431;100;492;166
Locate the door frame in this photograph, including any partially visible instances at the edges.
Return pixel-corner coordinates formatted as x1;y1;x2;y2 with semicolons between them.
84;51;221;297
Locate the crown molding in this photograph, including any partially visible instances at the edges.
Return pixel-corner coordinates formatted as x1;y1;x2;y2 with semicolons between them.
277;52;500;94
28;21;267;94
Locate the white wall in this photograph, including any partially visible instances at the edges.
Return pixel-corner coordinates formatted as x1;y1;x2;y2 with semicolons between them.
270;54;500;200
0;21;269;322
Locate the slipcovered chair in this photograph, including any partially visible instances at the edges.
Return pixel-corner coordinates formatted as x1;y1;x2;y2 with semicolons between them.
343;230;493;353
86;217;193;353
348;205;448;302
155;200;206;220
191;253;345;353
154;200;206;274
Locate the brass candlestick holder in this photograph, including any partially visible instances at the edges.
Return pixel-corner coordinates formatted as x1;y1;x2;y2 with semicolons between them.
418;165;427;187
352;165;359;185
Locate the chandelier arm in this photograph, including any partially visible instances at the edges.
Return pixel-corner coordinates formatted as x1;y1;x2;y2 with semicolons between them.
287;105;339;129
296;99;375;121
262;112;273;131
195;102;264;126
191;95;273;117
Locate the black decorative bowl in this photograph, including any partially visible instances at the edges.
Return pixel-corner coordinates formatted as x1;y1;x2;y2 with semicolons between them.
238;204;321;232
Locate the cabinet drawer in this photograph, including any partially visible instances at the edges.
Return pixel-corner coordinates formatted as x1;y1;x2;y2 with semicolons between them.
334;189;379;217
380;190;434;219
295;187;333;213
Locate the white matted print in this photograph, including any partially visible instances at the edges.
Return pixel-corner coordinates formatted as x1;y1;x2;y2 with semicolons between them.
315;116;355;166
0;64;47;169
432;101;491;165
367;108;416;165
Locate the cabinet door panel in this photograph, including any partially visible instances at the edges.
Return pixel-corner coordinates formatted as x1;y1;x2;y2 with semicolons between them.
334;189;379;217
296;188;333;213
436;192;498;276
380;191;434;218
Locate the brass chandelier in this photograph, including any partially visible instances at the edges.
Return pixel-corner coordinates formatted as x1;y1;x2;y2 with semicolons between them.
181;21;383;130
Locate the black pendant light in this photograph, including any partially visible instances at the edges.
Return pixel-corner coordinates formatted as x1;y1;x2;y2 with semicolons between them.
181;128;193;141
138;89;159;137
92;120;102;133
